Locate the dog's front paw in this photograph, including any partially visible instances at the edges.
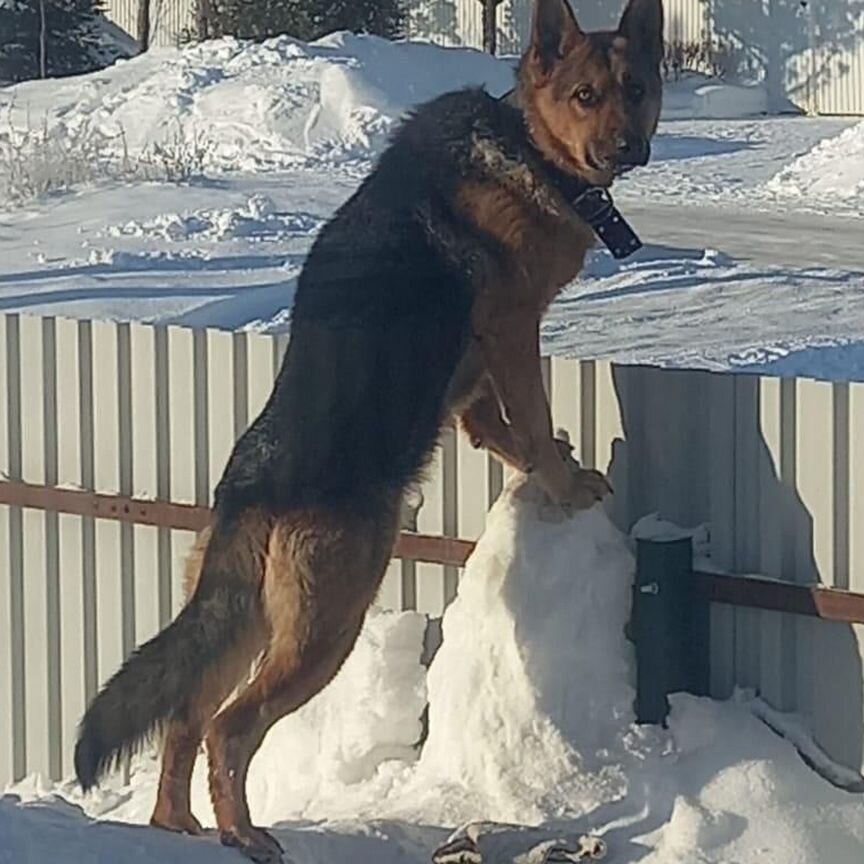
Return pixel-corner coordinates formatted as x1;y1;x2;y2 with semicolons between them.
558;467;613;515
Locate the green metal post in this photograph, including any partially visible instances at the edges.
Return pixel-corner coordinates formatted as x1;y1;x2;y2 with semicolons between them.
632;537;710;725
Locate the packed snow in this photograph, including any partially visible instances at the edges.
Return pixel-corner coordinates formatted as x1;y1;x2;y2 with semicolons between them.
0;33;513;173
766;120;864;203
4;472;864;863
1;33;863;381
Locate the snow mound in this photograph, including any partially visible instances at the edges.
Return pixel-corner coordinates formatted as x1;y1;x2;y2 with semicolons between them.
0;33;514;173
662;74;770;120
766;120;864;201
416;476;637;824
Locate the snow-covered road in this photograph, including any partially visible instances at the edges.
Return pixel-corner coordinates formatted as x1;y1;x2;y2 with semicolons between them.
621;201;864;271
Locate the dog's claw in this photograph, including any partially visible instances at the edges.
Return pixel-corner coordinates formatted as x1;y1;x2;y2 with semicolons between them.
150;811;204;836
220;826;284;864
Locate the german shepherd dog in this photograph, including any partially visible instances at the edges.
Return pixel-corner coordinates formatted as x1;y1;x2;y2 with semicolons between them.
74;0;663;859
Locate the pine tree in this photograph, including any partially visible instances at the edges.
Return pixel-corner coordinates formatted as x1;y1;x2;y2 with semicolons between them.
205;0;406;43
0;0;116;83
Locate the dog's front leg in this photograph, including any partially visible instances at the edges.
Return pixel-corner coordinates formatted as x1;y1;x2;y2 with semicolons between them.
459;379;532;472
476;313;609;511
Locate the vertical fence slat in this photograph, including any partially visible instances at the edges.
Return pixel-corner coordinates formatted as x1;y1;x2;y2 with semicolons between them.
833;384;851;591
232;331;249;442
549;358;583;465
0;502;11;785
0;316;14;785
441;424;459;607
77;320;98;716
91;320;125;696
168;326;198;615
117;324;136;667
851;383;864;594
578;360;596;470
793;379;836;741
53;318;87;777
796;379;834;585
456;429;493;542
247;332;276;421
131;323;161;647
708;372;736;699
207;329;236;499
415;447;446;617
19;316;50;779
41;319;62;780
594;361;622;477
595;361;626;528
154;327;173;628
757;377;783;707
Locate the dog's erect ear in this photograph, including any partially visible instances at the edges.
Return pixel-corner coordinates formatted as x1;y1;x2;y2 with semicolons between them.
618;0;664;63
529;0;584;79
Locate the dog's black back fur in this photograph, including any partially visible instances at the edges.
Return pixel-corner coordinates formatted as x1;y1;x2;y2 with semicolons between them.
216;89;530;516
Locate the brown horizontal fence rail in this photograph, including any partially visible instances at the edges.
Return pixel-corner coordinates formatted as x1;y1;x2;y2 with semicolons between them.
0;479;475;568
696;571;864;626
2;479;863;623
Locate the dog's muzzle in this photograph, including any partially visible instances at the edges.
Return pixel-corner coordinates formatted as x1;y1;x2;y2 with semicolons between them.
615;136;651;170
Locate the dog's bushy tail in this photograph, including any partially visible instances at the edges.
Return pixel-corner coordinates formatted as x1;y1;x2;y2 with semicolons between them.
74;516;267;790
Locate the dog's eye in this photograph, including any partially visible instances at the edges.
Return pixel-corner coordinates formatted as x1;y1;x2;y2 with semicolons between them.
573;85;597;106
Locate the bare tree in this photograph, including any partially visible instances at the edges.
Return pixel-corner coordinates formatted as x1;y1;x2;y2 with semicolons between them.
137;0;151;51
39;0;47;77
478;0;503;54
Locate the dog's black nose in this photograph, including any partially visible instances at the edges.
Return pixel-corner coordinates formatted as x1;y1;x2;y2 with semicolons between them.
616;136;650;167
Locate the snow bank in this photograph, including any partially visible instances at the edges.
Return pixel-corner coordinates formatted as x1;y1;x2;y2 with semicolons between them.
0;32;798;186
766;120;864;202
0;33;514;173
662;74;770;120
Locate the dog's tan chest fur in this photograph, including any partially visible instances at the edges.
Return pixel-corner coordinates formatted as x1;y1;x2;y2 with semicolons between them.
456;179;595;316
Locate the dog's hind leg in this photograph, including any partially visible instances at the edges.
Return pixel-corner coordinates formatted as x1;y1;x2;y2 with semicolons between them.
206;617;367;861
151;523;265;837
151;719;207;835
205;504;399;863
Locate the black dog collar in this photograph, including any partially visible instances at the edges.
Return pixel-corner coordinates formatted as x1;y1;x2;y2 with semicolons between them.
541;163;642;260
570;186;642;260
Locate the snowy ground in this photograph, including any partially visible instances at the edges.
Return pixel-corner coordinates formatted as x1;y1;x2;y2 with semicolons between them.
4;473;864;863
1;34;864;380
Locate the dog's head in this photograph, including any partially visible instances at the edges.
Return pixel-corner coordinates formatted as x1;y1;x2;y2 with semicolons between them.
518;0;664;187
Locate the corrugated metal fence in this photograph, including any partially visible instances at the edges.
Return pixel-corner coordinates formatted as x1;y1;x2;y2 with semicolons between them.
1;311;863;789
406;0;864;115
100;1;864;114
103;0;196;47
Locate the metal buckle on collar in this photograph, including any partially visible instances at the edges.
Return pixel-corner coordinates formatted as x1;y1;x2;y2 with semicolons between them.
571;187;614;226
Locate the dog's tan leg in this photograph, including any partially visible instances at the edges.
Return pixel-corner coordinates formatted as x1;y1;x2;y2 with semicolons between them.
151;720;205;835
477;315;609;509
151;522;263;838
206;503;399;863
206;618;366;863
459;382;530;472
150;527;211;836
